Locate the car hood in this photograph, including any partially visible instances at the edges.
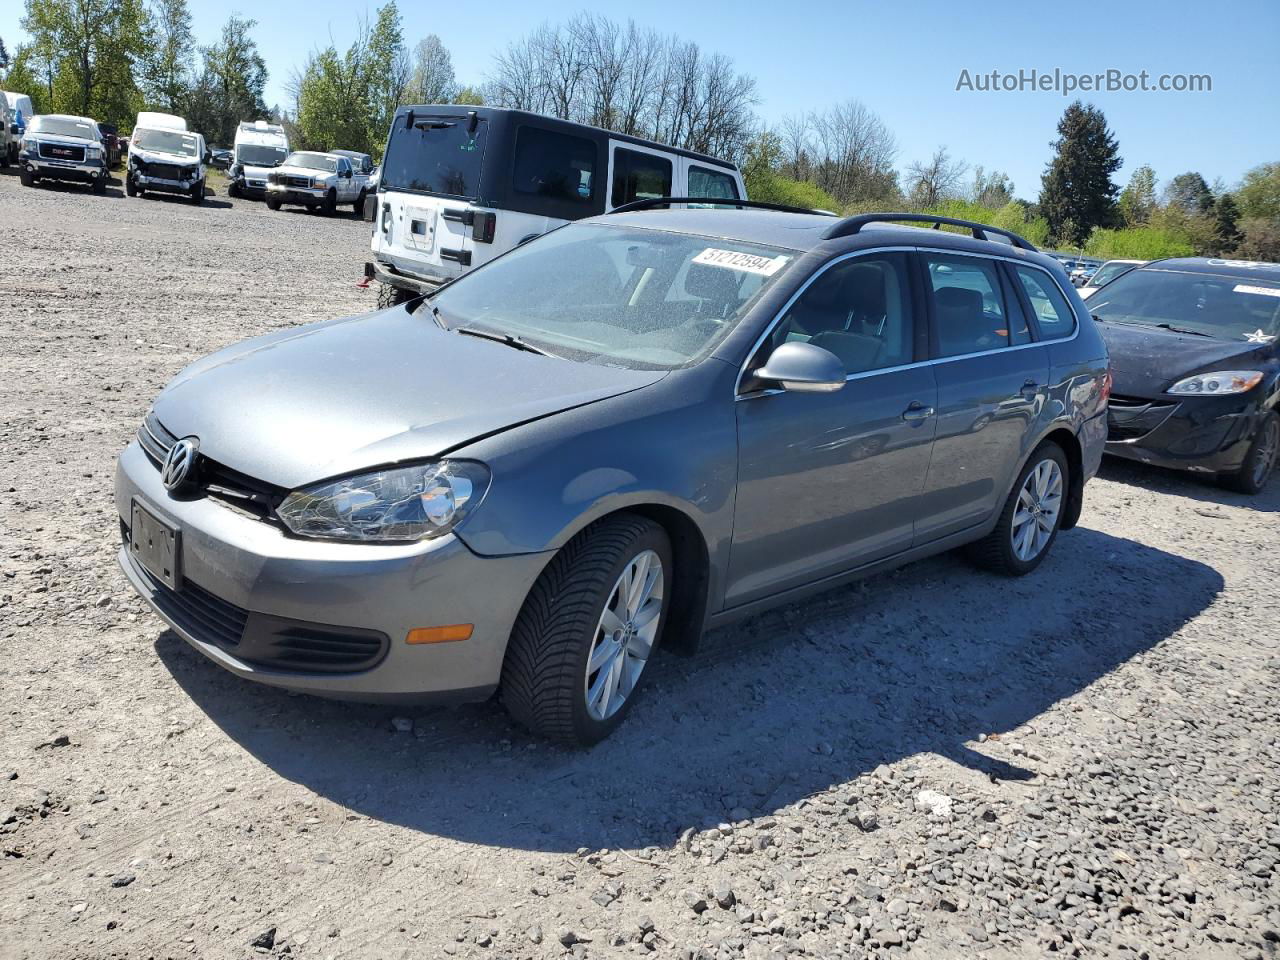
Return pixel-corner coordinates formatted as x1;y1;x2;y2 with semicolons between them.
151;305;666;489
273;163;331;179
241;163;282;177
1097;320;1274;396
131;146;198;165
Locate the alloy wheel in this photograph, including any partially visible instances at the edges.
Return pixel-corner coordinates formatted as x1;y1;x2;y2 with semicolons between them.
1253;418;1279;489
584;549;664;721
1011;459;1063;563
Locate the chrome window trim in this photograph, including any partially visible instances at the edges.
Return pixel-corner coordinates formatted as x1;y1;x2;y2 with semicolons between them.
735;244;1080;400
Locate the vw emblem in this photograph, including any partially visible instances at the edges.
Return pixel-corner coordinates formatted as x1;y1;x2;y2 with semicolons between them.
161;437;199;492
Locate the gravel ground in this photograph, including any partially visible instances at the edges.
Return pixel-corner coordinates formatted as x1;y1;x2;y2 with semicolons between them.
1;168;1278;960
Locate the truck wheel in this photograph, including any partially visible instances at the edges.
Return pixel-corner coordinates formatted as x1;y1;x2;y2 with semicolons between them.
375;282;412;309
92;176;107;195
322;188;337;216
189;180;204;205
20;167;35;187
266;195;281;211
1220;411;1279;494
227;180;241;199
0;150;8;169
125;178;137;197
353;189;367;215
501;514;671;745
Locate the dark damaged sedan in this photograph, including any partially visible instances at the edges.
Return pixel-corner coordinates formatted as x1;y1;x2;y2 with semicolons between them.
1090;258;1280;492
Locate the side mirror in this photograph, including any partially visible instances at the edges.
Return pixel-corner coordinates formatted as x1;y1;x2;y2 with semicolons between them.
752;341;846;393
203;151;212;164
342;169;352;178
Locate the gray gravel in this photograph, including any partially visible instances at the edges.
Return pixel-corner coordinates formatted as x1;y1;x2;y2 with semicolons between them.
1;168;1278;960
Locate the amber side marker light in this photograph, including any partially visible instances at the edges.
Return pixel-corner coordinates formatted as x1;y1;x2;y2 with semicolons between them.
406;624;473;645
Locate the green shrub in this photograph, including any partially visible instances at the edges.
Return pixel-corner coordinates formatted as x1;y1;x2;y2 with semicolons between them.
747;173;839;212
1084;228;1195;260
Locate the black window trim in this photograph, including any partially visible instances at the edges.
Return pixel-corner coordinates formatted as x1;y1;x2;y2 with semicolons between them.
609;144;675;209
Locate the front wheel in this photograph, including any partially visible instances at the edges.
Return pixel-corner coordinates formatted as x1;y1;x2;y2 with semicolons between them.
501;515;671;745
322;188;337;216
189;180;204;205
968;442;1069;576
353;188;366;215
266;195;281;211
1221;411;1279;494
92;176;106;195
125;177;137;197
20;167;35;187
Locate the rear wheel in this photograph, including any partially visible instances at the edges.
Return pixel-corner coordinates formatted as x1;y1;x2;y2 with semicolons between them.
375;282;412;309
501;515;671;745
968;442;1068;576
353;188;366;215
1221;411;1279;494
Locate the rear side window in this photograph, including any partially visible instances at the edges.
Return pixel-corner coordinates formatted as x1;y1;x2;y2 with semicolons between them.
923;255;1009;357
611;148;673;207
688;165;739;202
513;126;596;207
381;115;487;198
1014;267;1076;339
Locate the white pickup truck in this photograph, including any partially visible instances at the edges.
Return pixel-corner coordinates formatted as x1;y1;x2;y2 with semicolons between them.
265;151;369;215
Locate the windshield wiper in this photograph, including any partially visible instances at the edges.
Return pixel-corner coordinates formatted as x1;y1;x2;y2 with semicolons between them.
427;304;449;330
1151;322;1213;338
455;326;558;358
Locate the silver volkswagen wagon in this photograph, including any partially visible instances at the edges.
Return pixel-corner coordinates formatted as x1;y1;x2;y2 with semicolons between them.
115;205;1110;744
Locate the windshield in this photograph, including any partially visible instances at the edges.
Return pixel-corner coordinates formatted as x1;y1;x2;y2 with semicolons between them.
429;223;797;370
1089;262;1139;288
237;143;288;167
1090;269;1280;342
30;116;96;140
133;128;198;157
381;115;487;198
286;152;337;172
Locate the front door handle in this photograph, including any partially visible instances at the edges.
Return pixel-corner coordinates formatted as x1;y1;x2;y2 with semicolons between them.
902;402;935;422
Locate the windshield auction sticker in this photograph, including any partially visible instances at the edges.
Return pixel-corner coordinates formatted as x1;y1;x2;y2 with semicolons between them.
1234;284;1280;298
693;248;790;276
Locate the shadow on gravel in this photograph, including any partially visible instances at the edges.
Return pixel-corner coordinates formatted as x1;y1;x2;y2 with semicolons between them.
1098;457;1280;513
158;526;1222;853
14;179;126;199
133;191;233;210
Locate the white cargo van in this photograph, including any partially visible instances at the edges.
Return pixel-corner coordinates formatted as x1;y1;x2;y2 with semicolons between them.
126;112;209;204
365;106;747;307
228;120;289;198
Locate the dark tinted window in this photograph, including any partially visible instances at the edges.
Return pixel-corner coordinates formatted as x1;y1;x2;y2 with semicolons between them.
1088;268;1280;341
611;148;673;207
924;255;1010;357
1015;267;1076;339
513;126;596;206
381;115;487;198
765;254;915;375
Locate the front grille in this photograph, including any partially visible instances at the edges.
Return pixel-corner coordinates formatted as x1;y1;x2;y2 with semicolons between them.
1108;394;1178;441
283;174;312;189
139;160;190;180
136;412;287;523
39;142;85;162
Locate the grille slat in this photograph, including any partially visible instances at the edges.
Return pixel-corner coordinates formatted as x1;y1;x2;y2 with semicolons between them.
39;142;86;162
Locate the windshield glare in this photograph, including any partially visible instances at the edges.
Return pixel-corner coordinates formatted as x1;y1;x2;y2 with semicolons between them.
31;116;96;139
134;128;198;157
287;152;337;172
1090;269;1280;342
430;223;796;370
237;143;288;166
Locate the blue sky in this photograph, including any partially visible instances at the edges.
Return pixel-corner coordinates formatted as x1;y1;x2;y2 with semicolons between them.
4;0;1277;199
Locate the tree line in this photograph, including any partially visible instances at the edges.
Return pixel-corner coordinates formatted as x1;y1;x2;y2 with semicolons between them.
2;6;1277;261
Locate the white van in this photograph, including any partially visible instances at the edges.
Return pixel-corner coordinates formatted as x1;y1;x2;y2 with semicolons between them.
0;95;10;167
4;92;35;164
228;120;289;198
366;106;747;307
126;112;209;204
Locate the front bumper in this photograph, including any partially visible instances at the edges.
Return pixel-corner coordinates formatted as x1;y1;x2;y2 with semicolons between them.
132;172;200;194
25;154;106;182
114;440;550;701
1105;392;1261;474
267;183;328;204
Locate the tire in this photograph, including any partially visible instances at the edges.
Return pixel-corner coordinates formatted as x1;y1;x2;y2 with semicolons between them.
322;188;337;216
353;189;366;215
227;180;241;199
501;515;672;745
375;282;412;309
1220;411;1279;494
967;441;1069;576
125;177;137;197
0;150;8;169
20;167;35;187
266;195;281;211
189;180;204;205
92;176;106;195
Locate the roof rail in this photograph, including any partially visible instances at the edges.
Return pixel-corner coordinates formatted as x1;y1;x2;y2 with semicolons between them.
822;212;1037;251
608;197;838;217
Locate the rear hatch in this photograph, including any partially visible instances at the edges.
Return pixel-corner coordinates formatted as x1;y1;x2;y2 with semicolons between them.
371;112;488;285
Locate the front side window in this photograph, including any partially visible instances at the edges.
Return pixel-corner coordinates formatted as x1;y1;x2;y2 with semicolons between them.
611;148;673;207
1088;269;1280;342
513;126;596;205
1015;267;1076;339
688;165;739;202
924;255;1010;357
763;254;915;375
430;223;797;370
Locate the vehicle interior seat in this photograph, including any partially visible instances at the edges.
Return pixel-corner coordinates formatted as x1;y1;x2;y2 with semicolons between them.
934;286;992;355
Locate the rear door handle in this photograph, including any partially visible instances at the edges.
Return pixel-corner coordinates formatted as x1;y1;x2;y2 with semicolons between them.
902;402;935;422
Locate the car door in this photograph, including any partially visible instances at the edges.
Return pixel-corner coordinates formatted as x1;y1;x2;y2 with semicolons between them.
334;157;352;200
912;251;1050;543
726;251;938;607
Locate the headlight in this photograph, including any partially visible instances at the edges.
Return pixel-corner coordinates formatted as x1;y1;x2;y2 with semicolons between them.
276;461;490;542
1167;371;1263;396
86;145;102;158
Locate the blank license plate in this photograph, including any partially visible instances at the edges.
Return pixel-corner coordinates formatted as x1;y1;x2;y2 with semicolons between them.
130;500;181;590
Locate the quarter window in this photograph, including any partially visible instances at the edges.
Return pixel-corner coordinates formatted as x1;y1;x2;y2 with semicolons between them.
763;254;915;376
1014;267;1077;339
512;126;596;205
611;148;673;207
688;165;739;203
924;255;1010;357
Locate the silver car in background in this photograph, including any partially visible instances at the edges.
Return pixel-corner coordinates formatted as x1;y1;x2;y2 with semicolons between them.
116;207;1109;744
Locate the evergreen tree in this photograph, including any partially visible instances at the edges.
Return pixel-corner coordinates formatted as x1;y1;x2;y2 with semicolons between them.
1213;194;1243;254
140;0;195;112
1038;101;1121;247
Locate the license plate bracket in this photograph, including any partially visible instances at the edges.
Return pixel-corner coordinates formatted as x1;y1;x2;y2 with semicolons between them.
130;500;181;591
